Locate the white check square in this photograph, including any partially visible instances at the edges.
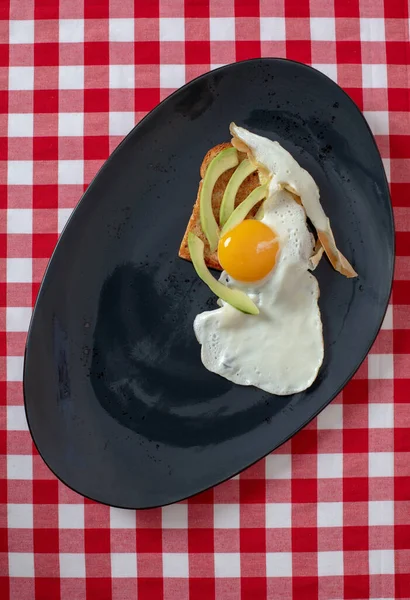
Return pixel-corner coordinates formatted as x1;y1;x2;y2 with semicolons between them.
6;307;32;332
160;65;185;88
8;113;34;138
266;503;291;528
109;18;134;42
368;354;394;380
109;65;135;89
9;20;34;44
59;20;84;43
60;553;86;578
310;18;336;41
210;18;235;41
215;553;240;577
369;452;394;477
59;504;85;529
58;113;84;137
7;258;32;283
9;553;34;577
369;549;394;574
111;553;137;577
266;454;291;479
318;453;343;479
381;305;393;330
382;158;390;181
58;161;83;185
7;356;25;381
214;504;240;529
312;64;337;83
163;553;189;577
317;403;343;430
109;112;135;136
8;161;33;185
260;17;285;41
160;18;185;42
7;209;32;234
360;18;385;42
9;67;34;91
318;551;344;576
7;455;32;480
111;507;136;528
317;502;343;528
362;64;388;89
369;501;394;526
266;552;292;577
59;66;84;90
58;208;73;234
364;111;389;136
369;403;394;428
7;406;28;431
8;504;33;529
162;504;188;529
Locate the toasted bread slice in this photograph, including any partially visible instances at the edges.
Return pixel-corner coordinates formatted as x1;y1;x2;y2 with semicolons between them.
179;142;260;270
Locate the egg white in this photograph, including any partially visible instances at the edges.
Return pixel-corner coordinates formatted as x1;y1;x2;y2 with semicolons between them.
193;189;324;395
230;123;357;278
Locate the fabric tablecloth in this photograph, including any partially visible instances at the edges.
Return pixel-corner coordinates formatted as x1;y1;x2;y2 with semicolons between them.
1;0;409;598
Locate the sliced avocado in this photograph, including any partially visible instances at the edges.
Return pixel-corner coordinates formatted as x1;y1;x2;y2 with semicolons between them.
255;203;265;221
220;185;269;236
219;159;258;227
188;233;259;315
200;147;238;252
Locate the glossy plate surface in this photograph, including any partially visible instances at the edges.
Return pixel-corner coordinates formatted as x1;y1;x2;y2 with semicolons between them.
24;59;394;508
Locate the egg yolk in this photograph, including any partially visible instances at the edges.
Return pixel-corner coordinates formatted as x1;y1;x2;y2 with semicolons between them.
218;219;279;282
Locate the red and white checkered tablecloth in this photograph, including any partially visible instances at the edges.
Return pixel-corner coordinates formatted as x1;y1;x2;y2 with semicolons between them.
1;0;409;598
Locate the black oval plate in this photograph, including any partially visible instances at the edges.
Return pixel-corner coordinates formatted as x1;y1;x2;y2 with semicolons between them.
24;59;394;509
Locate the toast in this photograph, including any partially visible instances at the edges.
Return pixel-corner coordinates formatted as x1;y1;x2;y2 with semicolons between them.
178;142;261;270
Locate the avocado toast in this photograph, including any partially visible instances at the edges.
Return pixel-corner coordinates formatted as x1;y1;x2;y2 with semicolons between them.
178;143;261;270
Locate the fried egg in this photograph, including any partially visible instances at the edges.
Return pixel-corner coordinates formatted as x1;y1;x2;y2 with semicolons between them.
193;125;357;395
230;123;357;279
194;189;324;395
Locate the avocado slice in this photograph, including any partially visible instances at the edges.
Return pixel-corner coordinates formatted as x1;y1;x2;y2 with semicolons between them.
219;159;258;227
188;233;259;315
255;203;265;221
220;184;269;236
200;147;239;252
